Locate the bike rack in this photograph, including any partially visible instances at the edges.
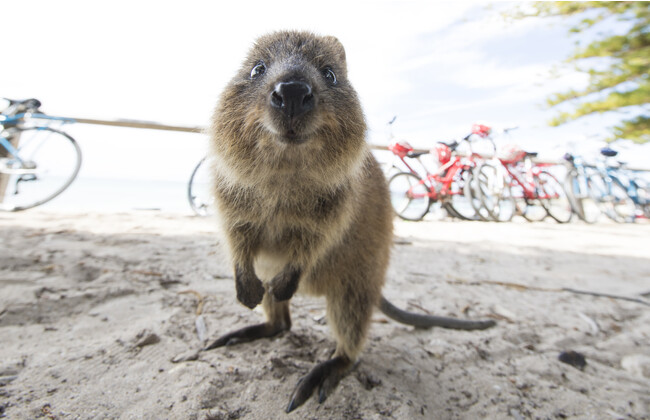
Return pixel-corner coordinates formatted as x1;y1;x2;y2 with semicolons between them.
37;115;206;134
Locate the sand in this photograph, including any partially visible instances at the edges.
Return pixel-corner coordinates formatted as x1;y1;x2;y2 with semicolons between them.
0;211;649;420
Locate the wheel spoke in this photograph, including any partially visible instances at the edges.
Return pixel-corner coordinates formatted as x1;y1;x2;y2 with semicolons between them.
389;172;430;221
1;127;81;211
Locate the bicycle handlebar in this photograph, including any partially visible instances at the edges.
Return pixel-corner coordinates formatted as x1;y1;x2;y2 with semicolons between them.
407;150;429;158
2;98;42;115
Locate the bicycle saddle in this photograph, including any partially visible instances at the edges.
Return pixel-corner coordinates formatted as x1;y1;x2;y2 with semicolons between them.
600;147;618;157
5;98;41;111
438;140;459;150
407;151;429;158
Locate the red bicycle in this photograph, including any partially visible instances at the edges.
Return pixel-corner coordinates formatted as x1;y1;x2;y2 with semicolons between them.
475;145;572;223
388;131;485;221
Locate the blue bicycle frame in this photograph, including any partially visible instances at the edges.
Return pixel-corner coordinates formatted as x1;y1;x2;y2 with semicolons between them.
1;112;76;161
600;162;647;207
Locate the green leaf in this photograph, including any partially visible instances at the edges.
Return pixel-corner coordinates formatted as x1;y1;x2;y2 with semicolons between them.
517;1;650;143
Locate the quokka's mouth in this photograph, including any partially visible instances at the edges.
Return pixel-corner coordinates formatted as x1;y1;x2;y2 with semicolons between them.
278;128;307;145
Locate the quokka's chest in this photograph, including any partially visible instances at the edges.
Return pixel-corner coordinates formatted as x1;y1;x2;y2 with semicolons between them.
249;183;347;224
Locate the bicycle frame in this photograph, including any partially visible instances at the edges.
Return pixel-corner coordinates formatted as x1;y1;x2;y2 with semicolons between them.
0;136;22;162
404;154;475;202
1;112;76;128
1;113;75;161
503;159;538;199
605;163;644;203
392;133;487;202
502;158;559;200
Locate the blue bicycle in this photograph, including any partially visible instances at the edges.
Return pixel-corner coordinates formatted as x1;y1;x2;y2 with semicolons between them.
563;152;605;223
0;98;82;211
565;147;646;223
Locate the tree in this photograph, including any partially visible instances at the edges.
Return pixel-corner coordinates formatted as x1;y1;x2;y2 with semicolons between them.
522;2;650;143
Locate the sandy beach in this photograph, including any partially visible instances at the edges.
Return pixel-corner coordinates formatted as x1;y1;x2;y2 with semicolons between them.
0;211;648;419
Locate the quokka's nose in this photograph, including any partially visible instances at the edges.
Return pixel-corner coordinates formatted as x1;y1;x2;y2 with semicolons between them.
270;81;315;119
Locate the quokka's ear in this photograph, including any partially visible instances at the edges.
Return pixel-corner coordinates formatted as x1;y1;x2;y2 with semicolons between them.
323;35;347;65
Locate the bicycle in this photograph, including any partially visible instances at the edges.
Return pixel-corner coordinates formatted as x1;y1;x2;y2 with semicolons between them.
187;156;214;216
476;145;572;223
587;147;647;223
387;131;485;221
0;98;82;211
563;151;609;223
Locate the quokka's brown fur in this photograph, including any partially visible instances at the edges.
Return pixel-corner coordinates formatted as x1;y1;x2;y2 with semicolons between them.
206;31;494;412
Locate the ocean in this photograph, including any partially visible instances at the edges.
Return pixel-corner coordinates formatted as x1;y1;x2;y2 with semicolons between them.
36;176;203;214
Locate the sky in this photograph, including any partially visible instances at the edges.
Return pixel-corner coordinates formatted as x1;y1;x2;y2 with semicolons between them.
2;0;648;211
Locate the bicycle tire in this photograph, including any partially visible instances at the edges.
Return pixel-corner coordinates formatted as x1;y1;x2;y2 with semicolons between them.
609;177;636;223
442;202;462;219
464;169;491;221
536;171;572;223
446;168;480;221
503;172;546;223
632;181;650;219
584;172;615;221
0;126;81;211
563;171;580;216
565;171;601;223
388;172;431;221
187;157;214;216
475;163;515;222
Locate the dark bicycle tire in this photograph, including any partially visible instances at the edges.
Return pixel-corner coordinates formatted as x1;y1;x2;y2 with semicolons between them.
564;171;586;222
442;202;463;219
609;177;636;223
565;171;601;223
563;172;579;214
582;175;605;223
633;182;650;219
446;168;480;221
536;171;572;223
1;126;81;211
388;172;431;221
583;172;615;221
464;169;491;221
475;163;515;222
187;157;213;216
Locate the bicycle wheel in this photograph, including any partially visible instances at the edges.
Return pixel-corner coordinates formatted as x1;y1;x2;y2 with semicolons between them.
389;172;430;221
536;171;572;223
633;181;650;219
446;168;479;220
464;169;490;221
512;186;547;222
563;172;582;218
187;157;214;216
565;171;601;223
609;178;636;223
0;127;81;211
585;173;616;222
476;163;515;222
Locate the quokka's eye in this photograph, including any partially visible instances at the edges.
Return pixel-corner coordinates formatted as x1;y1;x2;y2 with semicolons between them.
250;61;266;79
322;67;337;85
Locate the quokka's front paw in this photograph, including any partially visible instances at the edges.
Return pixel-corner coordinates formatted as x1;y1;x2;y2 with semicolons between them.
269;267;301;301
235;267;265;309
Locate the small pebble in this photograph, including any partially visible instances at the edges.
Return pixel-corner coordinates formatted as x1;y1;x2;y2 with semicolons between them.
135;331;161;348
558;350;587;370
171;350;200;363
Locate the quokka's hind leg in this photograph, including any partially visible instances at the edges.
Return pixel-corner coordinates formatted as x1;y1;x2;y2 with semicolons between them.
204;292;291;350
286;285;375;412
